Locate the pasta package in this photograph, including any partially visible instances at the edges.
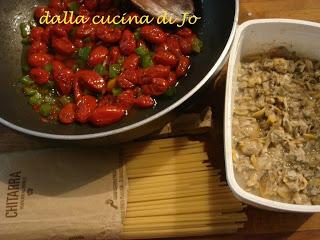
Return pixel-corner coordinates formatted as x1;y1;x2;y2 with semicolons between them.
0;137;247;239
0;148;127;240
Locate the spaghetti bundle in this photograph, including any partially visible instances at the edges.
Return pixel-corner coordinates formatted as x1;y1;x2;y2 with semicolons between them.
122;137;247;239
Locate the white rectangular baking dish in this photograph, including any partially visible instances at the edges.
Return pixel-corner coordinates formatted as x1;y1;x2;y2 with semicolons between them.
224;19;320;212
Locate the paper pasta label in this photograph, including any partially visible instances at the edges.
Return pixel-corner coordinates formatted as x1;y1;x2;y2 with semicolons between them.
0;148;127;240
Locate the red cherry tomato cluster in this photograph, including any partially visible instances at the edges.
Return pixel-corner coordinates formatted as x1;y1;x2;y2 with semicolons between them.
21;0;202;127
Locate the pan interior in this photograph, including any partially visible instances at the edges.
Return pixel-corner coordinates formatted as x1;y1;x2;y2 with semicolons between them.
0;1;236;136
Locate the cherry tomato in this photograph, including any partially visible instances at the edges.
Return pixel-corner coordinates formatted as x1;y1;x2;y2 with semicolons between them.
88;46;109;67
143;65;171;79
23;0;201;126
59;103;76;125
75;95;97;123
117;90;135;110
142;78;169;96
73;79;83;102
135;95;155;108
73;38;84;48
53;63;74;95
156;42;169;52
64;59;77;70
51;25;68;38
176;28;193;38
117;69;140;89
52;37;76;56
76;23;96;39
166;36;182;57
29;41;48;55
96;25;122;44
60;14;74;33
53;54;67;62
30;27;45;42
52;60;64;73
153;51;178;67
140;25;167;44
89;105;125;127
41;26;52;44
28;53;52;68
124;12;141;28
48;8;60;18
78;5;91;21
84;0;98;10
30;68;50;85
97;95;116;107
167;72;177;87
123;54;140;70
176;56;191;78
120;29;136;56
48;0;66;12
109;47;121;64
179;37;193;55
76;70;106;93
34;6;49;20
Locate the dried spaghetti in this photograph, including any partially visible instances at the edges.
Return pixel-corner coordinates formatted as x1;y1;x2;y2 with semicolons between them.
122;137;247;239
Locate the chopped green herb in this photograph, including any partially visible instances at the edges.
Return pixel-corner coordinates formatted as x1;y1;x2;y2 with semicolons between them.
76;59;86;69
165;87;177;97
112;87;122;96
134;28;141;40
78;46;91;63
118;56;125;65
70;26;78;38
59;95;72;106
22;64;30;74
44;95;56;104
21;38;30;45
43;80;55;90
43;63;53;73
40;103;52;117
109;64;122;78
136;45;149;57
29;18;37;28
141;54;154;68
192;37;203;53
107;78;117;90
68;1;80;12
20;75;34;85
23;87;37;96
20;22;31;38
83;37;92;43
94;64;107;76
28;92;42;105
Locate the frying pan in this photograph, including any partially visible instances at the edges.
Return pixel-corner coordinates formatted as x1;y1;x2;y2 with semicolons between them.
0;0;238;142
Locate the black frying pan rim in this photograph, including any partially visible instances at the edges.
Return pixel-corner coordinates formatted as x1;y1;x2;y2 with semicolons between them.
0;0;239;140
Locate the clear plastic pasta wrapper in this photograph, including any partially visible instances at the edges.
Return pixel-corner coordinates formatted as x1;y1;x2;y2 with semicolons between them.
0;148;128;240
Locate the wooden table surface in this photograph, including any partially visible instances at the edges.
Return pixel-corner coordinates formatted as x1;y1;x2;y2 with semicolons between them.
2;0;320;240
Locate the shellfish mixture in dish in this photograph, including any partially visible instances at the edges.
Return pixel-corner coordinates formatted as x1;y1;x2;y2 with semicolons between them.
233;48;320;205
19;0;202;127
